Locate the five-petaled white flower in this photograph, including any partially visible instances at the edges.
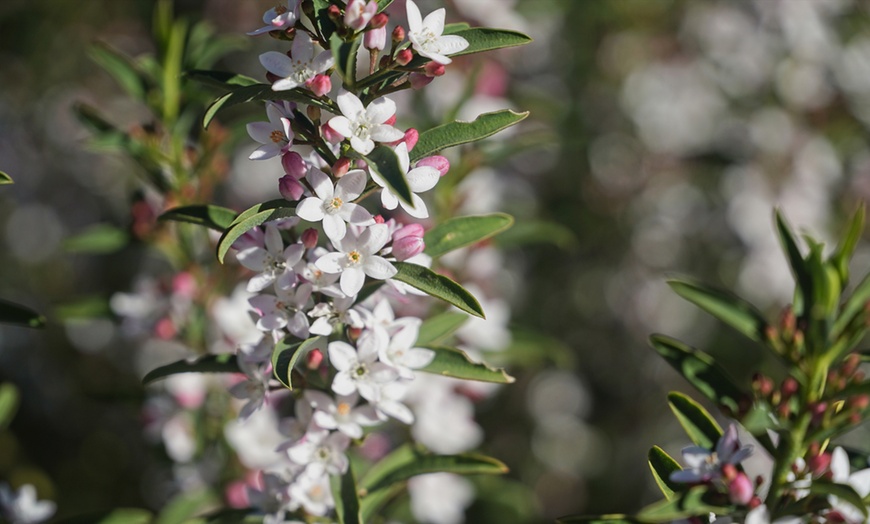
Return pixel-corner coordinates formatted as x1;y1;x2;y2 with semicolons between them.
670;424;753;484
236;224;305;292
296;168;374;242
371;142;440;218
327;90;404;155
827;447;870;523
305;390;381;439
260;34;335;92
315;223;398;296
406;0;469;65
378;319;435;379
0;484;56;524
249;282;313;338
328;333;398;402
287;430;351;478
247;0;300;36
247;102;295;160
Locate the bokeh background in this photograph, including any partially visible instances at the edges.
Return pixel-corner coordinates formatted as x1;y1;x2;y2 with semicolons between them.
3;0;870;522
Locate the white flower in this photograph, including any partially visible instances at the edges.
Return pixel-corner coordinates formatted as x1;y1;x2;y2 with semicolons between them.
248;282;313;338
246;102;295;160
371;142;440;218
408;473;474;524
344;0;377;31
287;430;351;478
248;0;300;36
328;90;404;155
0;484;55;524
296;168;374;242
745;504;804;524
229;369;271;420
246;472;295;524
305;390;381;439
670;424;753;483
378;319;435;379
236;224;305;292
406;0;469;65
224;407;288;469
372;379;415;424
828;447;870;523
260;34;335;92
309;295;366;336
288;473;334;516
316;224;398;296
328;332;398;401
299;259;344;298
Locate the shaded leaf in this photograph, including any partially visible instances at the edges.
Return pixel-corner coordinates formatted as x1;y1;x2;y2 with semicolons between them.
411;110;529;163
557;516;642;524
494;219;577;250
160;205;238;232
142;354;240;386
831;206;865;285
156;489;219;524
775;210;812;316
331;463;362;524
0;171;13;184
64;224;128;254
194;509;261;524
0;383;20;430
421;346;514;383
312;0;338;41
416;312;468;346
833;271;870;338
424;213;514;258
216;200;296;263
89;41;153;100
359;448;508;494
330;34;361;89
203;84;332;129
365;146;413;206
808;481;868;518
271;336;325;390
392;262;484;318
55;509;153;524
376;0;393;12
667;392;722;449
648;446;681;500
186;69;259;88
54;297;111;320
636;486;730;522
667;279;768;342
0;299;46;328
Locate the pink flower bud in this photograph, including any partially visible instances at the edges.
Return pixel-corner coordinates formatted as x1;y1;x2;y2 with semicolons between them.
301;228;319;249
306;348;324;370
374;214;385;224
327;4;341;20
306;74;332;97
396;49;413;66
345;0;377;31
225;481;250;509
278;174;305;201
333;157;351;178
808;452;832;476
321;122;342;143
728;473;754;506
172;272;197;298
393;223;425;241
281;151;307;179
155;317;176;340
369;13;388;29
392;25;405;42
384;114;397;126
403;128;419;151
409;72;433;89
416;155;450;176
393;235;425;261
364;26;387;50
424;61;445;77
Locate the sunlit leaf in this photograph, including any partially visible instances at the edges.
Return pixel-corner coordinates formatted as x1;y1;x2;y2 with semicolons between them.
636;486;730;522
64;224;128;254
0;383;20;430
160;205;238;232
0;171;13;184
142;354;240;386
216;200;296;263
648;446;681;500
392;262;484;318
416;312;468;346
424;213;514;258
421;346;514;383
447;27;533;57
0;299;46;328
155;489;219;524
271;336;325;390
667;392;722;449
667;279;768;342
411;110;529;163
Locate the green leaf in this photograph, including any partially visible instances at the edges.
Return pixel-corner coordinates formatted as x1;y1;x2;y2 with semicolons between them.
89;41;153;101
443;22;472;34
808;481;868;518
833;271;870;338
424;213;514;258
271;336;325;390
667;392;722;449
0;170;13;184
648;446;681;500
667;279;768;342
55;296;111;320
64;224;128;254
775;210;812;316
416;312;468;346
331;463;362;524
636;486;729;522
392;262;485;318
421;346;514;383
155;489;219;524
446;27;533;58
365;146;413;207
142;354;240;386
330;34;361;89
159;205;238;232
162;18;187;124
203;84;332;129
186;69;259;88
312;0;338;41
494;219;577;250
831;206;865;284
0;299;46;328
556;516;641;524
216;200;296;263
359;448;508;494
649;335;745;415
194;509;261;524
55;509;154;524
0;383;20;430
411;110;529;163
376;0;393;12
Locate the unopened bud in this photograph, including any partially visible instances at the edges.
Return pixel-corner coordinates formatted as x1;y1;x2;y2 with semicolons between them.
850;394;870;410
282;151;308;179
301;228;319;249
348;326;363;341
392;25;405;42
424;61;445;77
365;26;387;50
728;472;754;506
393;223;425;241
393;235;424;261
321;122;342;143
721;463;737;481
155;317;176;340
333;157;351;178
403;128;419;150
416;155;450;176
807;452;831;477
396;48;413;66
172;272;197;298
752;373;774;396
327;4;341;20
781;377;799;399
370;13;388;29
307;105;321;122
306;74;332;97
384;114;397;126
279;174;305;201
843;353;861;376
306;348;324;370
409;72;434;89
748;496;762;509
373;214;385;224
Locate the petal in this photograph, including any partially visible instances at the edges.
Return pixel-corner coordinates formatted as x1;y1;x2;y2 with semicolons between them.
356;382;380;402
407;166;440;192
335;170;368;200
249;144;280;160
328;116;353;138
369;124;405;142
271;78;300;91
287;311;310;338
350;135;374;155
259;51;294;77
315;252;346;274
258;312;288;331
307;168;335;201
309;317;333;336
434;35;469;56
338;203;374;225
400;347;435;369
313;410;338;430
246;121;276;145
305;389;334;409
340;267;365;296
265;224;283;254
360;223;391;253
400;193;429;219
390;320;420;350
282;243;306;265
380;188;398;210
366;97;397;125
246;272;276;292
832;447;851;483
363;256;397;280
336;89;365;120
237;246;268;271
291;32;314;60
850;469;870;497
323;214;347;242
422;7;446;36
357;327;387;362
313;50;336;74
328;341;357;371
405;0;423;33
394;142;411;172
296;197;326;222
377;399;414;424
336;421;363;439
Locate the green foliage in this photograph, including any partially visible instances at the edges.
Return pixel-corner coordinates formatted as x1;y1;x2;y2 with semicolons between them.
0;298;46;328
142;354;240;386
202;83;333;129
271;336;325;390
331;464;363;524
807;481;868;518
421;346;515;383
159;205;238;232
410;110;529;163
445;27;534;57
55;509;154;524
667;279;768;343
63;224;128;254
416;311;468;346
635;486;730;522
667;392;722;449
423;213;514;258
155;490;219;524
364;146;413;206
392;262;485;318
647;446;681;500
0;170;13;184
330;33;362;89
216;200;296;263
0;383;20;430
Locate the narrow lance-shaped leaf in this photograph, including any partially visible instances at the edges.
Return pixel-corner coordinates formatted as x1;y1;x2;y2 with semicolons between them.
667;279;768;342
359;449;508;494
648;446;682;500
203;84;334;129
411;110;529;163
330;34;361;89
775;210;812;316
447;27;533;57
376;0;393;12
142;354;240;386
416;311;468;346
424;213;514;258
0;383;20;430
421;346;514;383
807;481;868;518
667;392;723;449
155;490;219;524
271;336;325;390
649;335;745;414
216;200;296;263
831;205;865;285
392;262;485;318
833;271;870;338
364;146;413;207
64;224;128;254
556;517;642;524
331;463;362;524
635;486;730;523
0;299;46;328
88;41;153;101
0;171;13;184
185;69;260;88
54;509;154;524
160;205;238;232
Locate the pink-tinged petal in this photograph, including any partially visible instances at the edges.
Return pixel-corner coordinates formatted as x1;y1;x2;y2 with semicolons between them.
249;144;280;160
340;267;366;296
294;282;313;304
315;252;346;274
380;188;398;210
360;223;391;253
350;135;375;155
369;124;405;142
335;170;367;200
406;0;423;34
275;270;297;291
307;168;335;201
259;51;294;77
327;116;353;138
258;312;288;331
296;197;326;222
401;347;435;368
237;246;268;271
377;400;414;424
338;203;374;225
247;25;278;36
328;341;357;371
280;117;294;144
322;214;347;242
313;410;338;429
331;372;357;396
407;166;440;192
363;256;397;280
246;272;276;292
249;294;279;312
247;122;276;145
422;7;446;35
336;90;365;120
305;389;334;409
366;97;397;125
283;243;305;265
265;224;283;254
313;50;335;74
436;35;470;55
400;193;429;219
337;421;363;439
357;327;387;362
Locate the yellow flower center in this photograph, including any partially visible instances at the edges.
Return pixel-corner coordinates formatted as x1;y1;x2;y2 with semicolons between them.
337;402;351;416
270;130;286;143
347;250;362;265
